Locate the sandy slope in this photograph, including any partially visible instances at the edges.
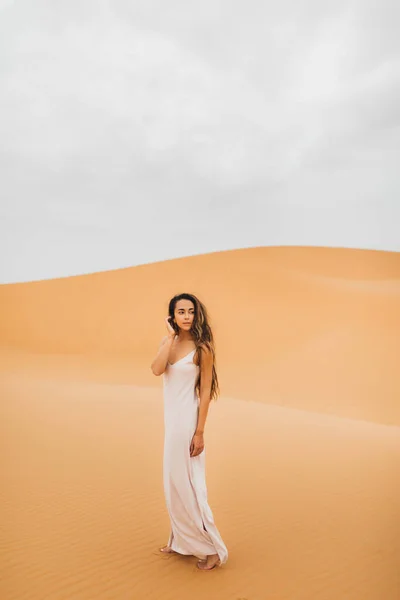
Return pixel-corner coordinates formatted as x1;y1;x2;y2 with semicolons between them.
1;246;400;599
1;367;399;600
1;246;399;424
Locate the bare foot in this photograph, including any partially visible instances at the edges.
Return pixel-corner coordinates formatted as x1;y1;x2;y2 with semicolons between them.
197;554;221;570
159;545;176;554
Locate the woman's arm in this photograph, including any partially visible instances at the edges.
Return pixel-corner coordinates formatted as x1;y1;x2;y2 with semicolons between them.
150;334;175;376
195;345;213;435
190;346;213;457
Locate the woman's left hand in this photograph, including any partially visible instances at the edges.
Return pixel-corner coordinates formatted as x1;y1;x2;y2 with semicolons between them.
190;433;205;457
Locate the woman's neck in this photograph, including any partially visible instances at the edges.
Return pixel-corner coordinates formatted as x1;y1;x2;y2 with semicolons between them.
178;331;194;341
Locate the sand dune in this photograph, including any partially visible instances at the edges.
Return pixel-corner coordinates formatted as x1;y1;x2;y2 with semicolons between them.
1;246;400;599
1;370;399;600
1;246;399;424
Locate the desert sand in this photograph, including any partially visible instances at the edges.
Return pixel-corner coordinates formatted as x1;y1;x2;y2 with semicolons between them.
1;246;400;600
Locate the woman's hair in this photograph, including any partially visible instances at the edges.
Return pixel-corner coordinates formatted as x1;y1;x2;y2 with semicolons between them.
168;292;220;401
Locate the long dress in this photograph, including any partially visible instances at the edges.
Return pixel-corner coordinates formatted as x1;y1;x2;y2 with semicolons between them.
162;348;228;564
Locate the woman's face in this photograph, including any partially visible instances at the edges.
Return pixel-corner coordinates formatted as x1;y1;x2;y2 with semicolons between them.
173;299;195;332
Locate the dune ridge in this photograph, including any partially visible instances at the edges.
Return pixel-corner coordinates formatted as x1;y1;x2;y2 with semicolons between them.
1;246;399;425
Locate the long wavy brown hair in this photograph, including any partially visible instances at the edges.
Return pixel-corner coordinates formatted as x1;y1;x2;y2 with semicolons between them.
168;292;220;401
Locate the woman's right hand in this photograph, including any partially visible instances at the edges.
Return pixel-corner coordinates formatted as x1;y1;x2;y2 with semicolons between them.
151;319;176;376
165;316;176;338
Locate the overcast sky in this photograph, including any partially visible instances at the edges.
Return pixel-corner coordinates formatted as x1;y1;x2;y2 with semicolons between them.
1;0;399;282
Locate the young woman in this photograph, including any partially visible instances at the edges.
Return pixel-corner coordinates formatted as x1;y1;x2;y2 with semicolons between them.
150;292;228;571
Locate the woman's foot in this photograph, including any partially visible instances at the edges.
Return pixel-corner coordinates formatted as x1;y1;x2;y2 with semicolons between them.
159;545;176;554
197;554;221;570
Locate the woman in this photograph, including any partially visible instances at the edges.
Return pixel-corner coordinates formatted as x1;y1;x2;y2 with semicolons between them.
150;292;228;570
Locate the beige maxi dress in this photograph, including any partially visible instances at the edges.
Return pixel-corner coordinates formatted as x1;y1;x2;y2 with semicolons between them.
162;348;228;564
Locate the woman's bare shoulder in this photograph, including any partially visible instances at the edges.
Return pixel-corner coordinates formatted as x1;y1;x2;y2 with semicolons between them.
197;343;213;361
197;341;211;351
